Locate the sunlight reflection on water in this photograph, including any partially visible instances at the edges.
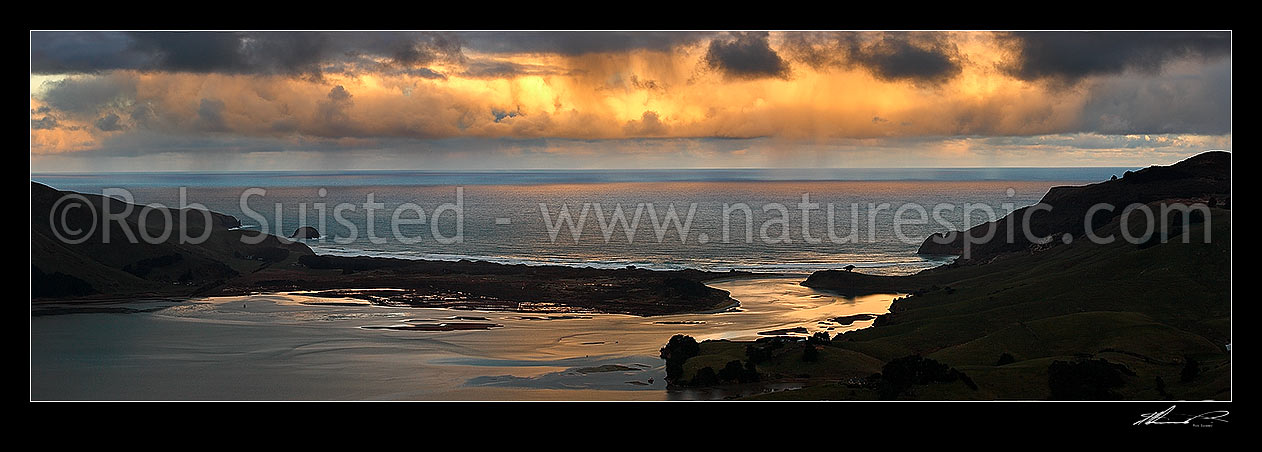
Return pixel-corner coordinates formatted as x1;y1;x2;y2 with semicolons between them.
31;276;900;400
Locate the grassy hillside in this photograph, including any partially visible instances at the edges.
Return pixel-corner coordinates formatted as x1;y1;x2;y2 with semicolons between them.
681;205;1230;400
915;150;1230;260
31;181;314;299
668;151;1231;400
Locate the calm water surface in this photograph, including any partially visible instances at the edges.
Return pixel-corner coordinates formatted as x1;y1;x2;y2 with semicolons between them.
31;277;898;400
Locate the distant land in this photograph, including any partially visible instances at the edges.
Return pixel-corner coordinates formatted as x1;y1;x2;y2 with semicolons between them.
31;181;756;316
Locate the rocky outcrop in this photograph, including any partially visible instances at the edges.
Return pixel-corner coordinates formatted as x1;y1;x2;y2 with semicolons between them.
916;232;961;255
211;212;242;229
802;269;918;295
290;226;321;239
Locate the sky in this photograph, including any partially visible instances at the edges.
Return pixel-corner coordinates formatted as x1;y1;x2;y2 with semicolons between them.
29;31;1231;172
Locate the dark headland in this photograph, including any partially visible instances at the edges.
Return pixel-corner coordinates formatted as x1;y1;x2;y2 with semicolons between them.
30;181;751;316
661;151;1230;400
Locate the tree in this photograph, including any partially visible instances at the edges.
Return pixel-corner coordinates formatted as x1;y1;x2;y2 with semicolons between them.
742;361;760;383
660;335;701;383
745;344;772;364
718;360;745;383
996;353;1016;365
691;367;719;386
877;355;976;399
844;264;856;272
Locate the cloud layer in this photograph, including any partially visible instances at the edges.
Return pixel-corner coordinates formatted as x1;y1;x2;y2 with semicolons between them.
998;31;1231;83
29;31;1231;170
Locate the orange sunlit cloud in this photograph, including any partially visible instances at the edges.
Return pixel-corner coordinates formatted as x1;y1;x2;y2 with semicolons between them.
30;31;1231;170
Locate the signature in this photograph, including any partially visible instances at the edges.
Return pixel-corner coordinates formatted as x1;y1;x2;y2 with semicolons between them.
1134;405;1229;426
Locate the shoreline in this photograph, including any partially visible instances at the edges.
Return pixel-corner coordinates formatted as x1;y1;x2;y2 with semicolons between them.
33;253;785;317
30;274;793;322
30;257;914;318
303;245;941;276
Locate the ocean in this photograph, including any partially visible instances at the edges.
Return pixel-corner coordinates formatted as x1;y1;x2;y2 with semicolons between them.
30;167;1132;275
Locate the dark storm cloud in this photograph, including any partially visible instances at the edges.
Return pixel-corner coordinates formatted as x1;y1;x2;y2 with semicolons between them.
30;106;59;129
385;33;463;66
783;31;962;83
999;31;1231;83
1077;58;1231;135
29;32;151;74
31;31;465;77
456;31;713;55
850;36;961;82
39;75;138;113
130;102;155;126
31;115;59;130
94;113;124;131
704;32;790;80
398;67;447;79
460;60;575;78
326;85;352;103
31;31;701;77
126;31;339;75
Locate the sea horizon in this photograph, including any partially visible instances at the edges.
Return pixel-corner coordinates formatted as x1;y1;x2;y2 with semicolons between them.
31;166;1139;189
